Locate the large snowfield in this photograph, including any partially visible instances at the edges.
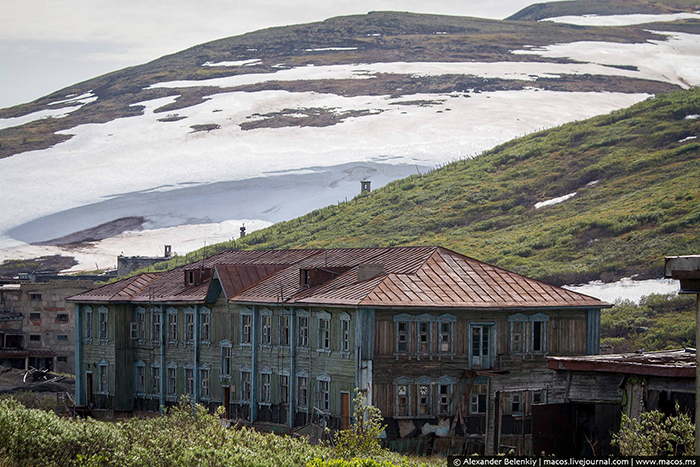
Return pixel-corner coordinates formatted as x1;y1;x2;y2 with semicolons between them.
1;12;699;302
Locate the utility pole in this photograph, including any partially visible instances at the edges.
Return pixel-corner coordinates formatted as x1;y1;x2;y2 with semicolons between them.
664;255;700;454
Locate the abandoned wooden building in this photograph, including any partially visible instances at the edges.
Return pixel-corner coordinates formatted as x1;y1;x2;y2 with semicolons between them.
67;246;609;455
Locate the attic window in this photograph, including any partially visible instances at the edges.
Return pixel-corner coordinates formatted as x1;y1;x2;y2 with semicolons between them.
300;269;310;289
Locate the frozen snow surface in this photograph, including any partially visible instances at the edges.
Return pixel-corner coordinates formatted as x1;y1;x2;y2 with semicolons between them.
541;12;700;26
563;278;680;304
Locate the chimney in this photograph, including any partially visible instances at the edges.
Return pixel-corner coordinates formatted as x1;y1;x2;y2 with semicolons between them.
164;245;172;258
358;263;384;282
361;180;371;194
240;224;246;238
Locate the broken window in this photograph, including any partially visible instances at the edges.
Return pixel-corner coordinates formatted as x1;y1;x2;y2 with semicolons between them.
98;307;108;341
135;308;146;341
200;309;210;342
470;383;487;414
29;312;41;320
152;366;160;394
418;322;430;353
418;384;430;415
241;314;252;345
168;310;178;342
532;321;545;353
29;293;42;301
511;320;525;353
318;379;330;412
260;373;271;403
200;368;209;399
397;321;409;353
85;307;92;340
241;371;251;402
279;315;290;347
98;362;108;393
532;389;546;405
470;324;493;368
438;384;452;415
297;376;308;407
29;334;41;343
152;311;161;342
318;315;330;351
167;367;176;395
136;364;145;394
221;345;231;376
340;316;350;353
185;368;194;396
397;384;409;416
261;314;271;346
185;311;194;343
439;322;452;353
298;316;308;347
280;375;289;403
511;392;522;414
57;313;68;322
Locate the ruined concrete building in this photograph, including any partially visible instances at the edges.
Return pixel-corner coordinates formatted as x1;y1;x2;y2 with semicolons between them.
68;246;609;455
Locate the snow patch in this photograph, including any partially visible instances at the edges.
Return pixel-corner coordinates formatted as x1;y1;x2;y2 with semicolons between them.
685;114;699;120
0;105;85;131
203;59;261;67
563;278;679;304
679;135;697;143
303;47;358;52
541;12;700;26
535;192;576;209
47;92;96;106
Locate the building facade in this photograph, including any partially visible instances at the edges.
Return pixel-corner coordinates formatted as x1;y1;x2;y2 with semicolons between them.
1;280;94;373
69;247;608;455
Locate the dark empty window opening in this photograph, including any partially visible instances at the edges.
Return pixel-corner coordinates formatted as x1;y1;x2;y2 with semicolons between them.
57;314;69;322
29;293;42;301
29;334;41;342
57;335;68;341
29;313;41;320
57;356;68;363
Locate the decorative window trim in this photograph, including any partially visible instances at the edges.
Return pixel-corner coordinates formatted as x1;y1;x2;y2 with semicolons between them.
394;314;413;355
416;315;433;355
416;380;432;417
469;322;495;369
97;359;109;395
150;362;161;395
393;376;413;418
166;307;179;345
97;306;109;343
339;313;351;357
240;366;252;404
530;313;549;354
260;310;272;348
184;307;195;344
135;360;146;396
199;366;211;400
296;373;309;409
259;367;272;406
84;306;93;342
199;306;211;344
317;374;331;413
279;313;291;348
298;314;309;349
437;315;455;355
317;310;331;354
166;362;177;399
240;309;253;347
508;313;528;354
150;307;162;343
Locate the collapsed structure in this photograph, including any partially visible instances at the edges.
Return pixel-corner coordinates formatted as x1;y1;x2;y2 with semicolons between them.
68;246;609;455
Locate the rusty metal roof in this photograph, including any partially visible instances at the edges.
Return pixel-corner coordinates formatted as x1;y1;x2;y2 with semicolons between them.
69;246;609;310
548;349;696;378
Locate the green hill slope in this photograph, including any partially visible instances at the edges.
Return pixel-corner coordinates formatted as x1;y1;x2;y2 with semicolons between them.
150;87;699;286
507;0;700;21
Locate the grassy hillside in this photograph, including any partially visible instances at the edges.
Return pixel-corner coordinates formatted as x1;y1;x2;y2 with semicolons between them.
142;87;700;286
508;0;700;21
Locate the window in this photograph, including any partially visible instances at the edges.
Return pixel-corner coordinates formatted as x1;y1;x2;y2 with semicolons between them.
318;313;330;351
279;315;290;347
280;374;289;404
85;307;92;340
29;293;42;301
135;362;145;394
437;315;456;354
297;376;308;407
185;368;194;395
152;366;161;394
298;316;308;347
185;311;194;343
397;384;409;416
200;368;210;399
340;313;350;355
57;356;68;363
418;322;430;353
397;322;409;352
511;392;522;414
438;384;451;415
98;361;108;393
533;389;546;405
319;379;330;412
167;308;178;342
532;321;545;353
261;314;271;346
241;314;252;345
470;382;487;414
29;312;41;320
57;313;68;322
418;384;430;416
57;335;68;341
135;307;146;341
221;345;231;376
260;372;271;403
200;308;211;342
167;367;176;396
152;310;161;342
470;324;493;368
98;307;108;340
29;334;41;342
511;320;525;353
241;370;251;402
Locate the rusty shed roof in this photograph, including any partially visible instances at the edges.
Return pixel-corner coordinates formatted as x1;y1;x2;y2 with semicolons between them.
69;246;609;310
548;349;696;378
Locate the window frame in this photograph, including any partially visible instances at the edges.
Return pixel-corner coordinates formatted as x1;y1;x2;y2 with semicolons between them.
260;368;272;405
296;370;309;409
184;307;195;344
199;365;210;400
530;313;549;354
241;311;252;346
340;312;351;356
167;307;178;344
279;313;290;347
199;307;211;343
393;376;412;417
469;379;488;415
135;306;147;343
151;308;161;343
317;310;331;353
393;314;413;355
167;362;177;397
84;306;93;341
135;360;146;396
298;310;309;348
437;314;456;355
98;306;109;342
240;367;252;403
97;359;108;395
151;362;161;395
469;322;495;369
260;309;272;347
317;373;331;413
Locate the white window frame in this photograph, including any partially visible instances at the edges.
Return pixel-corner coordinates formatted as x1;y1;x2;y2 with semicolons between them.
340;312;351;356
279;313;290;347
260;309;272;347
279;371;289;404
199;306;211;343
200;364;210;400
220;340;232;377
317;310;331;353
469;322;495;369
298;310;309;348
241;311;252;346
184;307;195;343
151;308;162;343
470;379;488;415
